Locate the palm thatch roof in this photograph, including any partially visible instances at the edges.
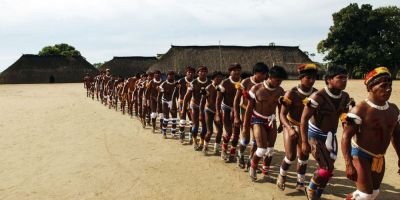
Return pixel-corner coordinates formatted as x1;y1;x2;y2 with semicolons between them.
0;54;98;84
148;45;317;78
99;56;157;78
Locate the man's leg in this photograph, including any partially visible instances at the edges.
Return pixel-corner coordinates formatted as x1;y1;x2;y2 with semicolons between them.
261;125;277;176
190;107;200;150
203;109;214;155
227;121;240;163
199;111;207;151
249;124;269;181
162;103;169;138
296;143;309;190
238;124;251;168
178;103;186;143
277;127;297;190
170;109;178;137
221;108;233;160
307;138;335;200
150;100;158;132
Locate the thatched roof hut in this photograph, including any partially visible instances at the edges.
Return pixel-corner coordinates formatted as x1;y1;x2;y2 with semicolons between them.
148;45;318;78
0;54;98;84
99;56;157;78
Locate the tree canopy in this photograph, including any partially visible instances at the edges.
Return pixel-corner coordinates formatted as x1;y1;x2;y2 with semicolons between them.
317;3;400;78
38;43;81;57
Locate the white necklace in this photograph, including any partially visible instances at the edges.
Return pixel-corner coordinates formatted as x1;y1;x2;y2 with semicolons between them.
250;76;257;85
185;77;193;83
153;78;161;84
263;81;276;91
197;77;207;84
324;87;342;99
166;80;175;85
229;76;240;84
297;86;313;96
365;99;389;110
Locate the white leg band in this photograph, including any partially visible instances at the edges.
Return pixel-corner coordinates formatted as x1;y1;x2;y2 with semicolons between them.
255;148;268;157
298;159;308;165
280;167;288;176
180;120;186;126
284;156;295;164
150;112;157;119
265;147;274;157
352;190;373;200
297;174;305;183
371;189;379;200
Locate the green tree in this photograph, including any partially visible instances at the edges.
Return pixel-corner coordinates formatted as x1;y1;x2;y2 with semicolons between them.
93;62;104;69
317;3;400;78
38;43;81;56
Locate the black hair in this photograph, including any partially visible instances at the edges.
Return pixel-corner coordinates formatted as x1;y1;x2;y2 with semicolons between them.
228;63;242;71
185;66;196;73
211;71;224;79
269;66;288;79
299;69;318;78
324;65;347;84
253;62;269;74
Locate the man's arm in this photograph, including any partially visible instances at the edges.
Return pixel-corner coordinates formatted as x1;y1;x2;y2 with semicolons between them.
181;89;192;118
233;88;243;127
242;87;255;133
156;86;163;113
276;89;285;133
300;94;321;155
341;107;361;181
279;91;294;137
215;90;223;124
392;108;400;175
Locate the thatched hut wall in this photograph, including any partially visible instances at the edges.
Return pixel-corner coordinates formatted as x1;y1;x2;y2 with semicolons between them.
99;56;157;78
0;54;98;84
148;45;318;79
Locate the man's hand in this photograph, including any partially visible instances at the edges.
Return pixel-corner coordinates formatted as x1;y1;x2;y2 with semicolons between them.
179;111;184;119
277;123;283;133
215;114;221;124
301;141;311;155
234;117;241;128
287;127;297;139
345;163;358;181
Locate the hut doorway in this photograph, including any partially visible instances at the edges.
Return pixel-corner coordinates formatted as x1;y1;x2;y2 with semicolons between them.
49;75;55;83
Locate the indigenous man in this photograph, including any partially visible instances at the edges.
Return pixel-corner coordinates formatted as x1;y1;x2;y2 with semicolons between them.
276;64;318;191
342;67;400;200
300;66;353;200
173;66;195;143
123;75;139;115
182;66;210;150
201;71;224;155
234;62;269;169
83;73;93;98
215;63;242;162
135;74;148;120
141;72;154;127
157;71;178;139
145;70;163;132
101;69;112;105
115;76;125;111
94;71;104;101
106;75;117;109
243;66;286;181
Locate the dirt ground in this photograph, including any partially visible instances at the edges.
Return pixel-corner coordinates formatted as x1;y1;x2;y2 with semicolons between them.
0;80;399;200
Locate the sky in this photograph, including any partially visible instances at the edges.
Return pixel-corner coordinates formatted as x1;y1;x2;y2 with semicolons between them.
1;0;399;72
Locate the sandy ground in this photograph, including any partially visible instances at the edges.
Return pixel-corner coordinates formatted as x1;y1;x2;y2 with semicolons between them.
0;80;399;200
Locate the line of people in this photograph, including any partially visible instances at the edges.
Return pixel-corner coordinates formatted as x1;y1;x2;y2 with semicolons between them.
83;64;400;200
